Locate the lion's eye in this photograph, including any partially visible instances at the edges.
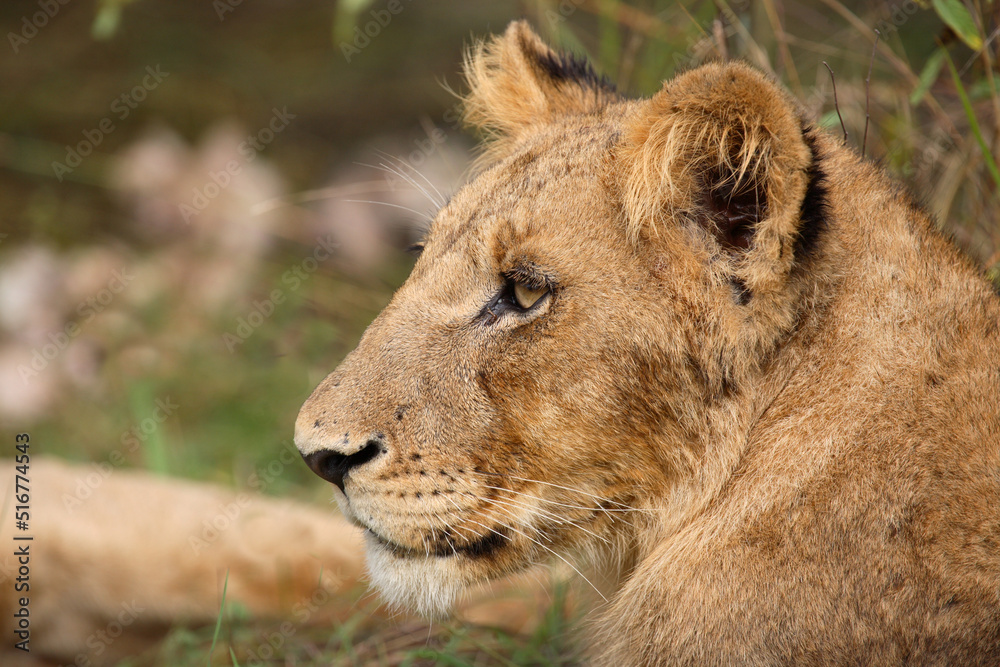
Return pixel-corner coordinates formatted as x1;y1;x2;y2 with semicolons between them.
513;282;548;310
479;269;554;323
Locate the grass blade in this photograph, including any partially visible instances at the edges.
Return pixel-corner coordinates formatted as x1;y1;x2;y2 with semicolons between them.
944;49;1000;191
911;47;947;106
932;0;983;51
206;570;230;667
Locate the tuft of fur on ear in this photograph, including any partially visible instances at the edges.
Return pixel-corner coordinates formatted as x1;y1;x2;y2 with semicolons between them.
462;21;617;161
618;62;813;294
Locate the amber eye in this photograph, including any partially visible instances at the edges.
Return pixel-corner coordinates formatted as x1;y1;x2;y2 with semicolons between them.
513;282;549;310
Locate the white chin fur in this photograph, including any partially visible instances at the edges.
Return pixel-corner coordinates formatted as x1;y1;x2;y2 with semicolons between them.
365;539;469;618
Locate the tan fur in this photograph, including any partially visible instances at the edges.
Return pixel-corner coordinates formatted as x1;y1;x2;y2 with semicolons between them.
462;22;617;167
0;457;366;665
0;458;552;665
297;21;1000;665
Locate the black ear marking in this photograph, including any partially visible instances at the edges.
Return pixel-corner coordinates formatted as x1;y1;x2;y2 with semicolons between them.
793;130;829;263
702;168;767;254
531;46;616;92
511;24;615;93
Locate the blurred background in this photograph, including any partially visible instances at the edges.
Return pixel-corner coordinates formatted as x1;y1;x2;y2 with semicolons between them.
1;0;998;664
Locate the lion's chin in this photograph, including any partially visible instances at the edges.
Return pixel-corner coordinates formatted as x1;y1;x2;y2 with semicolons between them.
365;538;471;618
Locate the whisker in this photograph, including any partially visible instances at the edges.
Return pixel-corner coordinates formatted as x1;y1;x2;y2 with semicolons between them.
472;470;641;511
249;180;402;215
361;159;444;211
441;508;482;545
474;482;627;524
472;491;612;546
376;150;448;209
447;492;611;603
439;513;465;557
442;496;502;547
481;515;609;604
381;161;443;209
342;199;435;222
463;516;514;546
366;157;442;209
485;492;589;527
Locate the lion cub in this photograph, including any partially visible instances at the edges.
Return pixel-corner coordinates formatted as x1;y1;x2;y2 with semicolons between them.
297;21;1000;665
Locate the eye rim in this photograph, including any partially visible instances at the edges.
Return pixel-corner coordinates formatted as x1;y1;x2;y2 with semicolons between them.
478;275;553;324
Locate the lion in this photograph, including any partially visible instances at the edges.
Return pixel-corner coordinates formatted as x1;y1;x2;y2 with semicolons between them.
295;21;1000;665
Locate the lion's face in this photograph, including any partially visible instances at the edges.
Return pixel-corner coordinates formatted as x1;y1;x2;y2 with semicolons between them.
295;118;683;614
296;22;814;615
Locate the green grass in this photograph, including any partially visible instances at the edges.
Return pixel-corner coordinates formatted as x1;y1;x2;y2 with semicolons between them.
207;570;230;666
134;582;581;666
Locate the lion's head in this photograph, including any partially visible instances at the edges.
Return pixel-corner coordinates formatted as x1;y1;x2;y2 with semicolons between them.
295;21;824;616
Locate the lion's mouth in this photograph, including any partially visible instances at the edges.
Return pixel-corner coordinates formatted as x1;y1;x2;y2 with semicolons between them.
365;528;418;557
366;525;509;559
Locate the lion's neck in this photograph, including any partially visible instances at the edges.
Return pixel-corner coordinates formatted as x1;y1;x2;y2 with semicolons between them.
632;262;839;567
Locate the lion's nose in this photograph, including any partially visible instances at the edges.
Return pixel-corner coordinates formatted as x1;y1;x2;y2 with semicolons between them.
302;440;383;493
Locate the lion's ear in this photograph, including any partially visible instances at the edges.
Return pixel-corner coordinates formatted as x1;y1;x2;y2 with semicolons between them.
462;21;617;143
618;62;818;293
